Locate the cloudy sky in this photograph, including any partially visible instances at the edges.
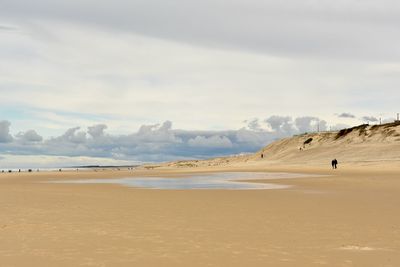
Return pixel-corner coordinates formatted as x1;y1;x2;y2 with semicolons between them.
0;0;399;168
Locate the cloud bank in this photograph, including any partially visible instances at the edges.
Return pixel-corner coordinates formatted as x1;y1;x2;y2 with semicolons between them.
0;116;345;167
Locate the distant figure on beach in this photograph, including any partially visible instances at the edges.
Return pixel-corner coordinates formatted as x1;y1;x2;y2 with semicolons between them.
261;153;264;159
331;159;338;169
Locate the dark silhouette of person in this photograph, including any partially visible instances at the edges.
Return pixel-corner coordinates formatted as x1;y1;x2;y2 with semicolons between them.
261;153;264;159
331;159;338;169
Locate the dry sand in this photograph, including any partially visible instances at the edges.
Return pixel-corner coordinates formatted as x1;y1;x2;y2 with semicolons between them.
1;164;400;267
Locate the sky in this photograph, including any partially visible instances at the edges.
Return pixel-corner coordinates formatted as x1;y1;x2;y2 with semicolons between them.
0;0;399;168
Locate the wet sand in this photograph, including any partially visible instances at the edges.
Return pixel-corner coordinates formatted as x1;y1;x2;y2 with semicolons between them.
1;165;400;266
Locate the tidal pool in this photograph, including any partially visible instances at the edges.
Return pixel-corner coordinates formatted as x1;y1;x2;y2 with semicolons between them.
54;172;320;190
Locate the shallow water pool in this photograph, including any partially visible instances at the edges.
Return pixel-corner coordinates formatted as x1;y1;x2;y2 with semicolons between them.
54;172;319;190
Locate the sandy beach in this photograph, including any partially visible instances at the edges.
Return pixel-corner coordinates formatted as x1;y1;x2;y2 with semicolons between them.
2;0;400;265
1;164;400;267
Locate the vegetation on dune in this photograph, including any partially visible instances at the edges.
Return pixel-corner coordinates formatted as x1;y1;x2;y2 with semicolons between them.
335;124;369;139
303;138;313;145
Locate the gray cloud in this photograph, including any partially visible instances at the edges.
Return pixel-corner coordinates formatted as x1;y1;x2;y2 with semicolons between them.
295;117;327;133
244;118;263;132
16;130;43;142
2;0;400;61
55;127;87;144
88;124;107;138
264;115;327;135
361;116;379;122
0;120;13;143
0;115;361;166
0;120;276;162
264;116;294;135
337;113;356;118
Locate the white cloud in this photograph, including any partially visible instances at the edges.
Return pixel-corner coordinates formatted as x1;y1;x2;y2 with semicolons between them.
188;135;233;148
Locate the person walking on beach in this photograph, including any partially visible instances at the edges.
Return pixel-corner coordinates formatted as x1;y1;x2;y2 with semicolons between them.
331;159;338;169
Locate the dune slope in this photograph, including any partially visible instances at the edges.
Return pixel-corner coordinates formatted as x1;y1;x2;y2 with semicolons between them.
257;122;400;165
159;122;400;168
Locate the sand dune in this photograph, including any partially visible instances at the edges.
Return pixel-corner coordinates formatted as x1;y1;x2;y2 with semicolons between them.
155;122;400;169
257;122;400;165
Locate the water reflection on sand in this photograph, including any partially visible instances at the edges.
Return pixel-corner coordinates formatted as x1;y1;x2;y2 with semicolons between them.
55;172;320;190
